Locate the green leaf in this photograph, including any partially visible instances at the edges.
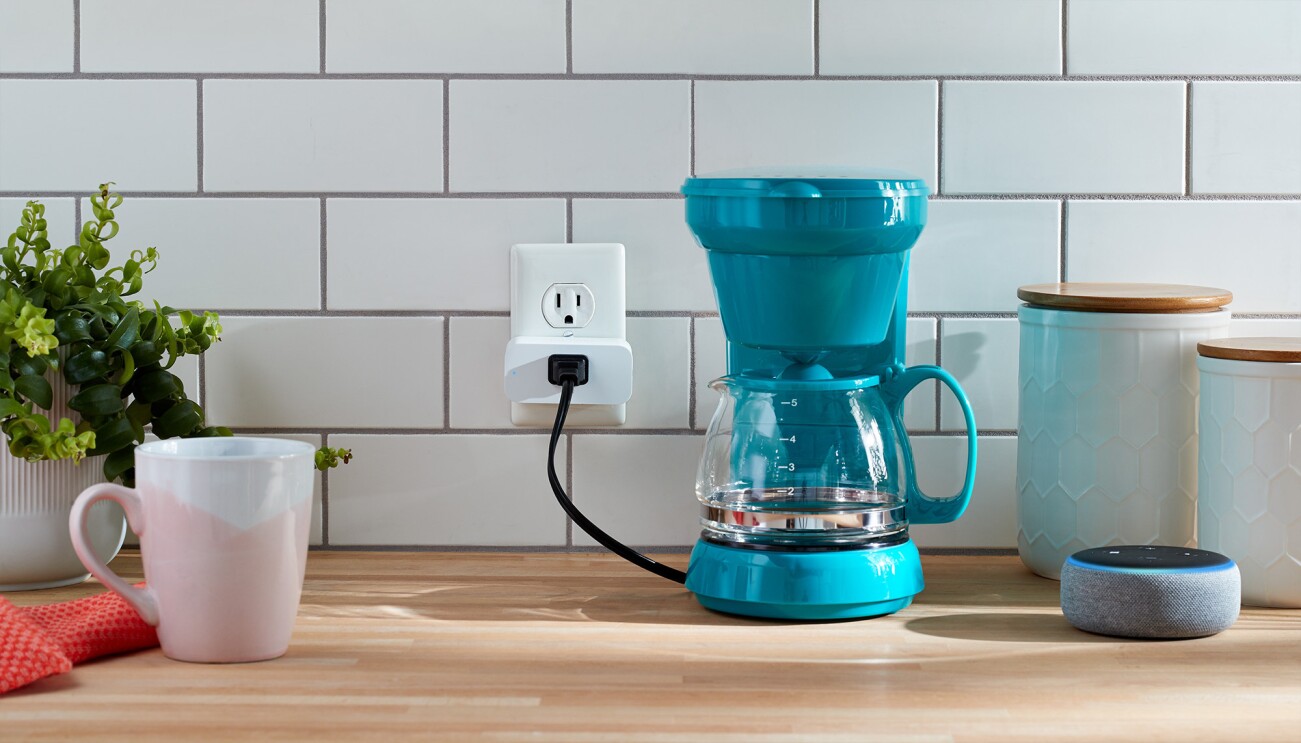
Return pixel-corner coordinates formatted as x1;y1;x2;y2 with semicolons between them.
104;307;139;350
54;313;93;343
152;399;202;439
14;374;52;409
131;368;182;403
88;417;135;455
64;349;110;385
103;445;136;483
68;383;125;417
0;398;27;418
11;353;47;378
129;340;162;368
116;348;135;385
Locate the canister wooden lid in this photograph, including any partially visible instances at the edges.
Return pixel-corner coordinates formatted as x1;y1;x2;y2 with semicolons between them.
1017;283;1233;313
1197;337;1301;363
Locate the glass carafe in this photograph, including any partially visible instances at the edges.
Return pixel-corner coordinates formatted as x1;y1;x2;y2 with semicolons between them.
697;368;977;549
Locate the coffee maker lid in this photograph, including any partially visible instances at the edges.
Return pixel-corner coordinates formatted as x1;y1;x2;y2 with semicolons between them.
682;167;929;198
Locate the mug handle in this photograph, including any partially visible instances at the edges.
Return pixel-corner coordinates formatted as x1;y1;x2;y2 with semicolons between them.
881;365;978;525
69;483;160;626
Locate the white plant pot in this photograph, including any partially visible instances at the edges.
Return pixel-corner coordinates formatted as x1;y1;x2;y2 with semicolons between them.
1016;306;1231;579
0;376;125;591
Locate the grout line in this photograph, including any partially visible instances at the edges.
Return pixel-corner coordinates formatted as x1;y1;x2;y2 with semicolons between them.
10;191;1301;202
226;425;1011;437
934;317;943;431
319;199;328;309
565;198;573;242
1060;0;1068;76
1059;200;1068;281
129;309;1301;321
935;80;943;194
689;80;696;176
318;0;327;74
8;72;1301;82
72;0;80;73
688;317;697;430
812;0;820;77
565;433;574;547
442;80;451;192
196;81;204;192
1184;81;1193;195
320;431;330;546
442;317;451;430
565;0;573;75
73;199;81;242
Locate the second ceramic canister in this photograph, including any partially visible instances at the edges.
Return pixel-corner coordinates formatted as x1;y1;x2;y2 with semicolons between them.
1016;283;1232;579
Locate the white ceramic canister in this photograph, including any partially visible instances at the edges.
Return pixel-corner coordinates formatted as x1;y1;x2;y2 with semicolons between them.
0;374;124;591
1197;337;1301;608
1016;283;1232;579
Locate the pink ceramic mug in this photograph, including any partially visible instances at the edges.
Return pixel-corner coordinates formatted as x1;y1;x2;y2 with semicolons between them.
69;437;315;663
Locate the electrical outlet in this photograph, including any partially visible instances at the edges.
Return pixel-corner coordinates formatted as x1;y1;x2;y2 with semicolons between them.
543;283;594;329
505;243;632;426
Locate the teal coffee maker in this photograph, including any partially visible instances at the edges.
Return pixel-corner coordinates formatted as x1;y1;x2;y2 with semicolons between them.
545;169;977;620
678;169;977;619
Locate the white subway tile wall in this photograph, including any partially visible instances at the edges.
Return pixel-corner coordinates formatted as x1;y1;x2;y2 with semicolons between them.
2;2;1298;549
1191;83;1301;195
80;0;320;73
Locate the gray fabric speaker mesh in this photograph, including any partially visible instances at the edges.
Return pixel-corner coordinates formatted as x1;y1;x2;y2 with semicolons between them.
1060;562;1241;639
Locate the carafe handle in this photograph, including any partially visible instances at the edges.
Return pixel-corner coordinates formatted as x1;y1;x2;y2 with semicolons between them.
881;365;977;525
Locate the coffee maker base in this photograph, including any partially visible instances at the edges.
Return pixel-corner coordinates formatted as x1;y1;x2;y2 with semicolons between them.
685;538;925;621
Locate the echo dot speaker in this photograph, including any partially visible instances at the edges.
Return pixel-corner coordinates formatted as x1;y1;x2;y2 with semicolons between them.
1060;546;1240;639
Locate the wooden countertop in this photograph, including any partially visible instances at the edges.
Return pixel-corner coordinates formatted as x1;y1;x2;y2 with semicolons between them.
3;551;1299;742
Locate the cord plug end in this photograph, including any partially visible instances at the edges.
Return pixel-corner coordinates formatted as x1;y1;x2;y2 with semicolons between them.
547;354;589;386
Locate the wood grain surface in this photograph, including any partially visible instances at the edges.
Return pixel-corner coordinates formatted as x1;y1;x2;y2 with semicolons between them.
3;551;1298;742
1198;336;1301;363
1017;282;1233;313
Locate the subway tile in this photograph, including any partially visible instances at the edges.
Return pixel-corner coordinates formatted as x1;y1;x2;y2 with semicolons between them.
692;317;937;432
820;0;1060;75
82;198;320;311
624;318;691;429
1229;319;1301;339
206;317;444;428
0;0;73;72
903;318;939;432
572;0;812;74
328;435;567;546
328;199;565;311
168;354;200;406
910;200;1060;312
940;318;1020;431
695;82;937;185
943;82;1185;195
693;317;726;432
572;434;704;547
448;317;513;429
1066;201;1301;312
1068;0;1301;75
571;199;714;312
81;0;318;72
327;0;565;73
0;198;76;251
1192;83;1301;195
450;317;690;429
203;80;442;192
450;81;689;192
0;81;196;192
911;436;1017;549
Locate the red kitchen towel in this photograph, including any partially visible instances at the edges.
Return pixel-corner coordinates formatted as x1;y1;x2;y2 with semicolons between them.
0;586;157;693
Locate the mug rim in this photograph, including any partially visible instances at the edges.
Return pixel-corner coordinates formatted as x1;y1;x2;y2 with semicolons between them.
135;437;315;461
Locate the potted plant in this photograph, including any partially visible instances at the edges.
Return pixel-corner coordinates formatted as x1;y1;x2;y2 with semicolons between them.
0;184;349;591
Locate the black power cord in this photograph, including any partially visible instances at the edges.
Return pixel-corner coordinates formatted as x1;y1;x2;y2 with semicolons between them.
547;354;688;584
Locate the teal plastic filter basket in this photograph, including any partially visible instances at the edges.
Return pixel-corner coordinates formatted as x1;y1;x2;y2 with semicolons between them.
682;169;929;351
